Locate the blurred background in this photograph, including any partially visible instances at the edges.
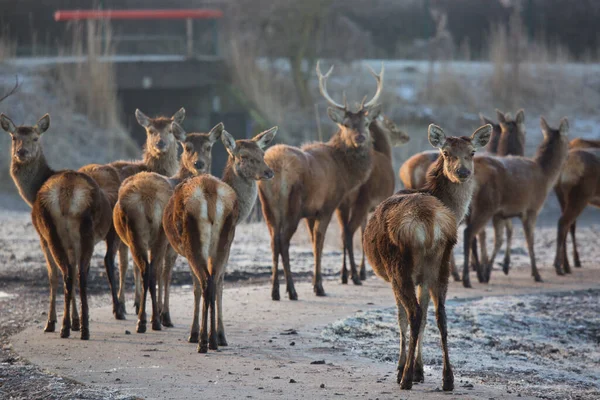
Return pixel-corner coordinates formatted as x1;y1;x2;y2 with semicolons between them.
0;0;599;205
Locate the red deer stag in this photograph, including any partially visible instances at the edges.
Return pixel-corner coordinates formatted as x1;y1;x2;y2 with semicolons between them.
553;141;600;274
463;117;569;286
259;61;383;300
113;122;222;332
337;115;409;285
164;127;277;352
364;124;491;390
112;108;185;316
2;113;113;340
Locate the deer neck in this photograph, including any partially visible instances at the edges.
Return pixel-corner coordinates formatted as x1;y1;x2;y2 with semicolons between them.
222;158;257;224
369;120;393;159
533;135;569;190
142;144;179;177
423;157;474;224
10;152;55;208
329;132;373;189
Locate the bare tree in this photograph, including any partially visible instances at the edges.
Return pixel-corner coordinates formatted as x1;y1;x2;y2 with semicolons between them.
0;75;19;103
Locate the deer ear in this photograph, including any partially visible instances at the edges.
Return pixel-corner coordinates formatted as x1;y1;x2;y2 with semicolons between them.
471;124;492;149
207;122;224;143
0;113;16;134
221;130;237;156
171;122;186;142
559;118;569;136
515;109;525;124
495;109;506;124
540;116;550;133
365;104;382;121
327;107;344;124
135;109;151;128
428;124;446;149
253;126;278;149
479;113;494;126
35;114;50;134
172;107;185;125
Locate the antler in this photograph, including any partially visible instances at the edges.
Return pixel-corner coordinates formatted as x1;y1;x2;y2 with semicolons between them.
360;63;385;110
316;61;346;111
0;76;20;104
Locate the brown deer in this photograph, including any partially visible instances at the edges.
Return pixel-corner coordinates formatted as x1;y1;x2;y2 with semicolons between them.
363;124;491;391
113;122;223;333
553;144;600;274
112;108;186;316
1;113;113;340
464;117;569;286
258;61;383;300
337;115;409;285
569;138;600;150
164;127;277;352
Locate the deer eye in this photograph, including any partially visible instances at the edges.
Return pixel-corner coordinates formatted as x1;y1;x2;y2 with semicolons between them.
443;151;449;157
33;138;38;142
471;151;475;157
11;136;16;141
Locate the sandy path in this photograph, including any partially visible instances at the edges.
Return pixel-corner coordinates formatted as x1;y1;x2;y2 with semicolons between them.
11;264;600;400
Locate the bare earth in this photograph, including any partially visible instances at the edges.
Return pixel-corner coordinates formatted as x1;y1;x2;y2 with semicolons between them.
1;207;599;400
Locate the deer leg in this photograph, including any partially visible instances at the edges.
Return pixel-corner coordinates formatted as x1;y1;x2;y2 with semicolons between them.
189;273;201;343
160;246;177;327
40;239;58;333
216;274;227;346
117;243;129;315
502;219;513;274
130;247;149;334
336;207;350;284
281;226;298;301
105;227;125;320
522;212;542;282
430;274;453;391
478;231;488;268
60;264;75;339
346;203;370;285
149;241;167;331
413;284;430;383
134;261;142;316
208;275;218;351
463;213;491;286
571;222;581;267
311;215;332;297
449;254;460;282
470;236;480;272
78;217;94;340
485;215;505;282
70;275;80;332
394;292;409;374
359;220;368;281
554;196;587;275
270;228;281;300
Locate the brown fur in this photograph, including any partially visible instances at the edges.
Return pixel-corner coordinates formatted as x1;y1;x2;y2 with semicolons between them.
463;117;569;286
1;113;112;340
113;123;223;332
553;147;600;274
163;128;277;352
363;124;491;392
111;108;186;316
569;137;600;150
259;63;383;300
336;115;410;285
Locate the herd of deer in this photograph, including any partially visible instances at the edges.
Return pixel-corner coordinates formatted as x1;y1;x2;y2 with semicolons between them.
1;62;598;391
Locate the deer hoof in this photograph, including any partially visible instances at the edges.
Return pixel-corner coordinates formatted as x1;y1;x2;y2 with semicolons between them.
160;312;173;327
80;328;90;341
413;367;424;383
359;268;367;281
555;266;565;276
563;264;572;274
442;376;454;391
151;320;162;331
351;276;362;286
188;332;199;343
452;272;461;282
209;335;218;351
114;305;126;320
288;289;298;301
314;283;326;297
574;259;582;268
44;320;56;333
117;302;127;316
198;341;208;353
534;274;543;283
134;302;140;316
502;261;510;275
462;279;472;289
341;273;348;284
271;289;281;301
136;320;147;334
71;318;80;331
217;332;228;347
399;376;413;390
60;327;70;339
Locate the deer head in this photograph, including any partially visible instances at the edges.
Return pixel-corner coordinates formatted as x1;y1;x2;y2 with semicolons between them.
496;108;526;141
136;108;186;156
1;113;50;164
316;61;384;148
540;116;569;145
178;122;224;175
429;124;492;183
374;115;410;146
222;127;278;180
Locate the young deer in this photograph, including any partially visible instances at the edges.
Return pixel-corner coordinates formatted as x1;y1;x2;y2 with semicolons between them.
1;113;113;340
464;117;569;286
163;127;277;352
112;108;185;316
553;145;600;274
258;62;383;300
337;115;409;285
113;123;223;333
553;138;600;270
364;124;491;391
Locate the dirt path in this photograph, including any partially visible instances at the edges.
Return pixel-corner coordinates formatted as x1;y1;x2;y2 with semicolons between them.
10;265;600;400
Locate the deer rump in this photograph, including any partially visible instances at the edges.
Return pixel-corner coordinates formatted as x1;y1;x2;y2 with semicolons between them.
364;192;457;285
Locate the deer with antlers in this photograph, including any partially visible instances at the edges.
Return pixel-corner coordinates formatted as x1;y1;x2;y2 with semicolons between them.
258;62;383;300
2;113;114;340
337;115;409;285
364;123;491;390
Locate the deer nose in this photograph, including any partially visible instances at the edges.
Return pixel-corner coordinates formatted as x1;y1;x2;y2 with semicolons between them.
263;169;274;180
355;134;366;144
194;160;205;170
156;139;166;150
16;149;28;158
457;168;471;179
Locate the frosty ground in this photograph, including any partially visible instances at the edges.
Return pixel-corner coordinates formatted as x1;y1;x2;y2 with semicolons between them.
1;204;599;400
